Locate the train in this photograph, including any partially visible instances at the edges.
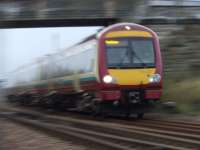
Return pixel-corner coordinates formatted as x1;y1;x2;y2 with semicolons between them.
6;23;163;118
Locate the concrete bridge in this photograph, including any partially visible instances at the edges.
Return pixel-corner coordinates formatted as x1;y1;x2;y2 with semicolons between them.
0;0;200;78
0;0;200;28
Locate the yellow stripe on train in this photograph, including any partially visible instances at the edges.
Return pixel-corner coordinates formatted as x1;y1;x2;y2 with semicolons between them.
108;68;156;85
105;31;152;38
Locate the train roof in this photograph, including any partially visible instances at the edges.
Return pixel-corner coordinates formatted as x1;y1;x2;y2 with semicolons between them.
78;34;96;45
97;22;156;38
78;22;157;45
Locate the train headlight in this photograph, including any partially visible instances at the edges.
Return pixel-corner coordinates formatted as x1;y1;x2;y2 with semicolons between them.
149;74;161;83
103;75;114;84
125;25;131;30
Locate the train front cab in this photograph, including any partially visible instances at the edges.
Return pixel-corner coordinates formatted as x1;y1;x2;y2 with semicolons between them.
97;23;163;117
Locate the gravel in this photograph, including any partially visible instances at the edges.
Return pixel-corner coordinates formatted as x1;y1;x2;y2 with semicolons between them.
0;118;88;150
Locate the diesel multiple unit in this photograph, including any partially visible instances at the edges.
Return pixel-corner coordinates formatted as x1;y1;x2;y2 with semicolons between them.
7;23;163;118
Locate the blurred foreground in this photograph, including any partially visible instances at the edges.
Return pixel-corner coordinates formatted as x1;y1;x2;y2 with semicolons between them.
0;118;87;150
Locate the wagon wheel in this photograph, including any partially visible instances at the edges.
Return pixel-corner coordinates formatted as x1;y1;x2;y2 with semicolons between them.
136;113;144;119
124;98;131;119
91;99;106;118
91;100;101;116
125;110;131;119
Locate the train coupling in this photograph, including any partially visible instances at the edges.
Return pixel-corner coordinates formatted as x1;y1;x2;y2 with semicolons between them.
128;91;141;104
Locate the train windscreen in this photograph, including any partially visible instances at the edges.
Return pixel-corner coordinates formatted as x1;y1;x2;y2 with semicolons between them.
105;38;155;69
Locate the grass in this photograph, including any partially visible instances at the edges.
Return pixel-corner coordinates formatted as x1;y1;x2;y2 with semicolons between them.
162;74;200;115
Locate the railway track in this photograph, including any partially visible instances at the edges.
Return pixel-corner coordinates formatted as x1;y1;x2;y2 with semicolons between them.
0;106;200;150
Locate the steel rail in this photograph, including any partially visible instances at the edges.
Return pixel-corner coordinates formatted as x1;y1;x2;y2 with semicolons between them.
1;106;200;149
141;119;200;129
41;114;200;146
6;115;192;150
1;105;200;134
128;122;200;135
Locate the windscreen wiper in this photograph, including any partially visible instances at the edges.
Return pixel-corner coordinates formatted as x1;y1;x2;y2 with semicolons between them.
117;48;129;68
131;47;147;68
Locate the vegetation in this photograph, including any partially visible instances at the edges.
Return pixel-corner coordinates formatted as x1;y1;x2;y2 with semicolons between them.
162;74;200;115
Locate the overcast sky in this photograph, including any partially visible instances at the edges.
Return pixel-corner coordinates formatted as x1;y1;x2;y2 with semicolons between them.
0;26;102;78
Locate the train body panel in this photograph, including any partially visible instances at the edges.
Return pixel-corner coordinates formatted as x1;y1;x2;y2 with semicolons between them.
7;40;100;94
108;68;156;85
